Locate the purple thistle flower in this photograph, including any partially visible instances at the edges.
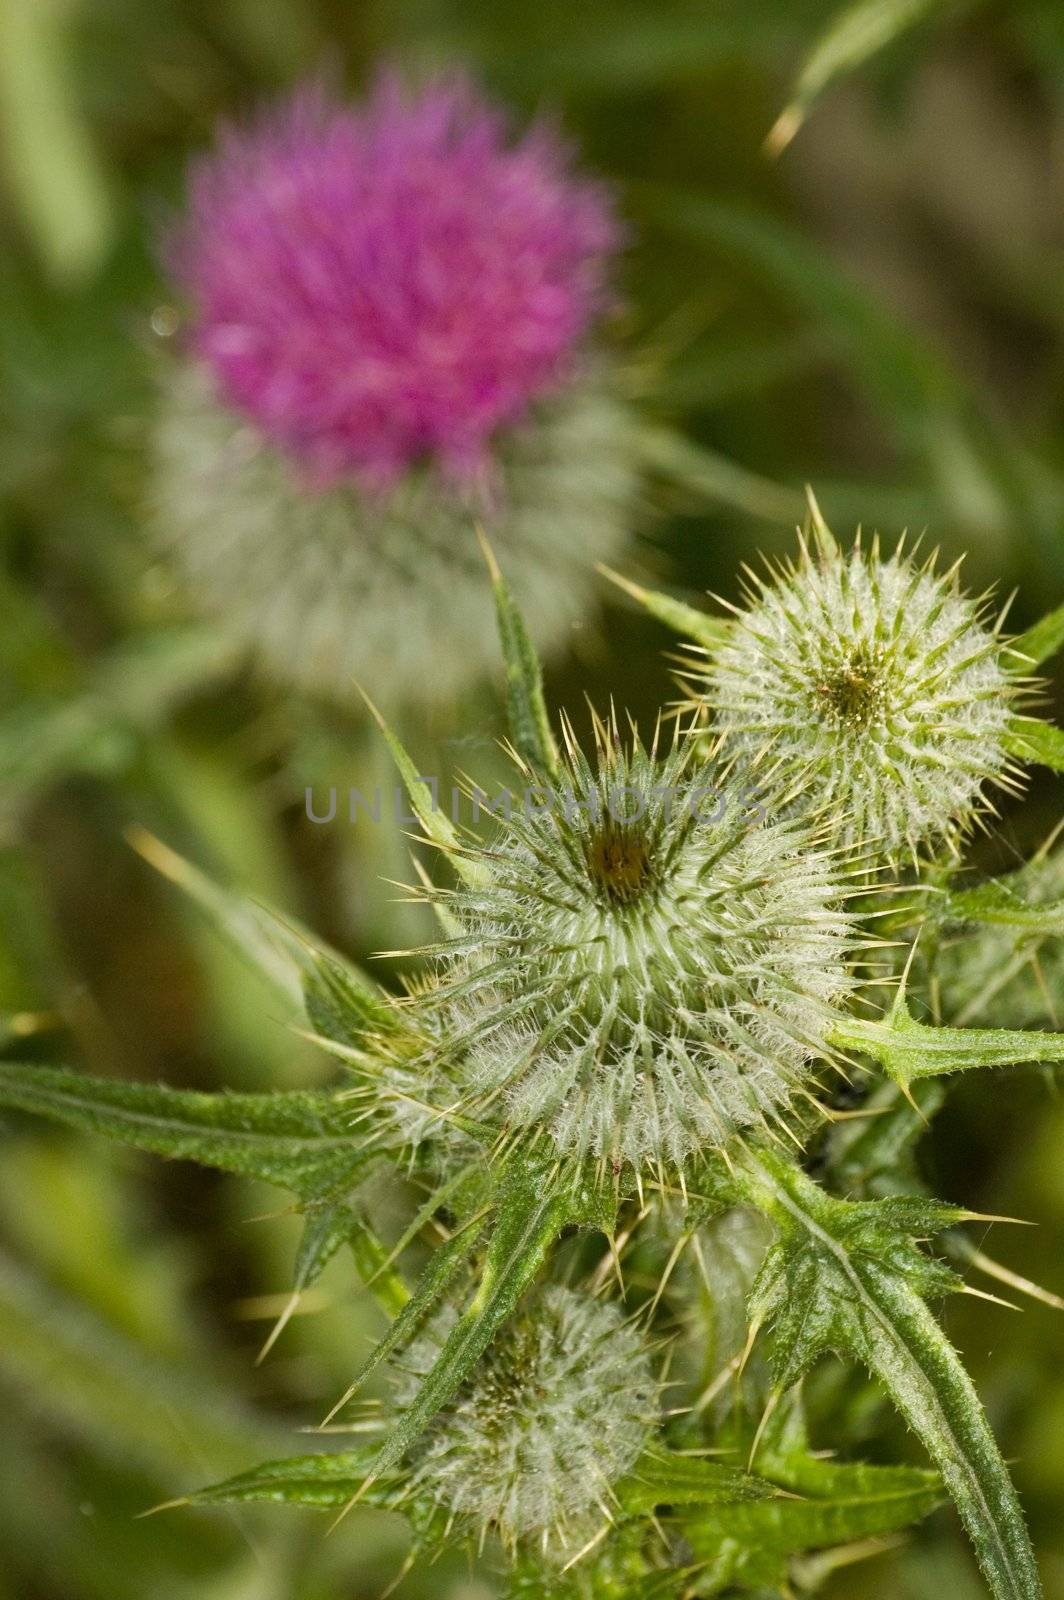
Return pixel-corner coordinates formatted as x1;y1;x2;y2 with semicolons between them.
170;72;620;489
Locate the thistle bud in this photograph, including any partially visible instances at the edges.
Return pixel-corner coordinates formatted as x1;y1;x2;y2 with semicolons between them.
394;1285;656;1549
702;532;1017;859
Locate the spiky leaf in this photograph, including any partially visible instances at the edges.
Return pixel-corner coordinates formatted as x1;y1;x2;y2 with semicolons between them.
1008;601;1064;669
738;1148;1042;1600
599;564;733;649
832;988;1064;1083
0;1063;367;1201
1005;716;1064;773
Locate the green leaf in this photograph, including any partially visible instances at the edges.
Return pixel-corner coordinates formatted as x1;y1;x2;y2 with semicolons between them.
599;563;731;650
179;1445;394;1510
322;1209;489;1425
480;534;559;779
767;0;952;156
824;1079;946;1196
635;421;804;526
132;830;395;1045
0;1063;367;1201
831;987;1064;1083
0;0;114;282
300;949;398;1050
617;1450;773;1514
0;1249;279;1481
683;1468;942;1592
1007;602;1064;670
366;1166;575;1481
738;1149;1042;1600
1004;716;1064;773
936;871;1064;937
359;690;487;889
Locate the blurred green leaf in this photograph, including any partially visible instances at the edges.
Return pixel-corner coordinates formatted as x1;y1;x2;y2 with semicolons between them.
0;1248;279;1479
0;0;114;281
0;629;238;832
768;0;956;155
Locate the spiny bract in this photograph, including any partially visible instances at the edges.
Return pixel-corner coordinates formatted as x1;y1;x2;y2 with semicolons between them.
152;360;634;704
702;530;1017;860
420;738;856;1170
393;1285;656;1548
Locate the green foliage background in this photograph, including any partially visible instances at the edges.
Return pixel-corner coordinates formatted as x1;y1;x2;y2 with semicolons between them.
1;1;1063;1597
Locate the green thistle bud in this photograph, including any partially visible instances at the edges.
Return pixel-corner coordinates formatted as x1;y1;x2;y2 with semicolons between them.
702;530;1019;860
152;360;635;705
394;1285;656;1549
420;737;856;1171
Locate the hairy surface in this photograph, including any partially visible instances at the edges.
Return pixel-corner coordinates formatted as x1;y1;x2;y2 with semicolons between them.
152;359;635;703
423;742;855;1168
395;1285;655;1546
704;536;1015;859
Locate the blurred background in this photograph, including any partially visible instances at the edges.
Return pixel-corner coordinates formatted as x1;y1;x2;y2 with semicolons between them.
1;1;1063;1596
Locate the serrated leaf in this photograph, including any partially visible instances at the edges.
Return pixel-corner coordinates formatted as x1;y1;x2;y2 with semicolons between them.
367;1167;575;1481
481;536;559;778
767;0;951;156
1004;716;1064;773
1007;602;1064;670
683;1469;941;1593
832;988;1064;1083
599;564;732;650
0;1063;367;1201
617;1450;773;1514
739;1149;1042;1600
181;1445;392;1510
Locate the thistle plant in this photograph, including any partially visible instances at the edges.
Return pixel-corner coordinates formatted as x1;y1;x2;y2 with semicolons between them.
152;72;635;704
609;498;1058;866
3;545;1064;1600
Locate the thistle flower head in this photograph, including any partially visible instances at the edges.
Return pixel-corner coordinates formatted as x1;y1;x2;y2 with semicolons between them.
394;1285;655;1549
703;529;1018;860
420;735;855;1171
154;73;633;704
170;72;619;487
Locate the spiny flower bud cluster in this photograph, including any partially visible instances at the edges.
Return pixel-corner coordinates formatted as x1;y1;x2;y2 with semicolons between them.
702;530;1018;860
394;1285;656;1549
